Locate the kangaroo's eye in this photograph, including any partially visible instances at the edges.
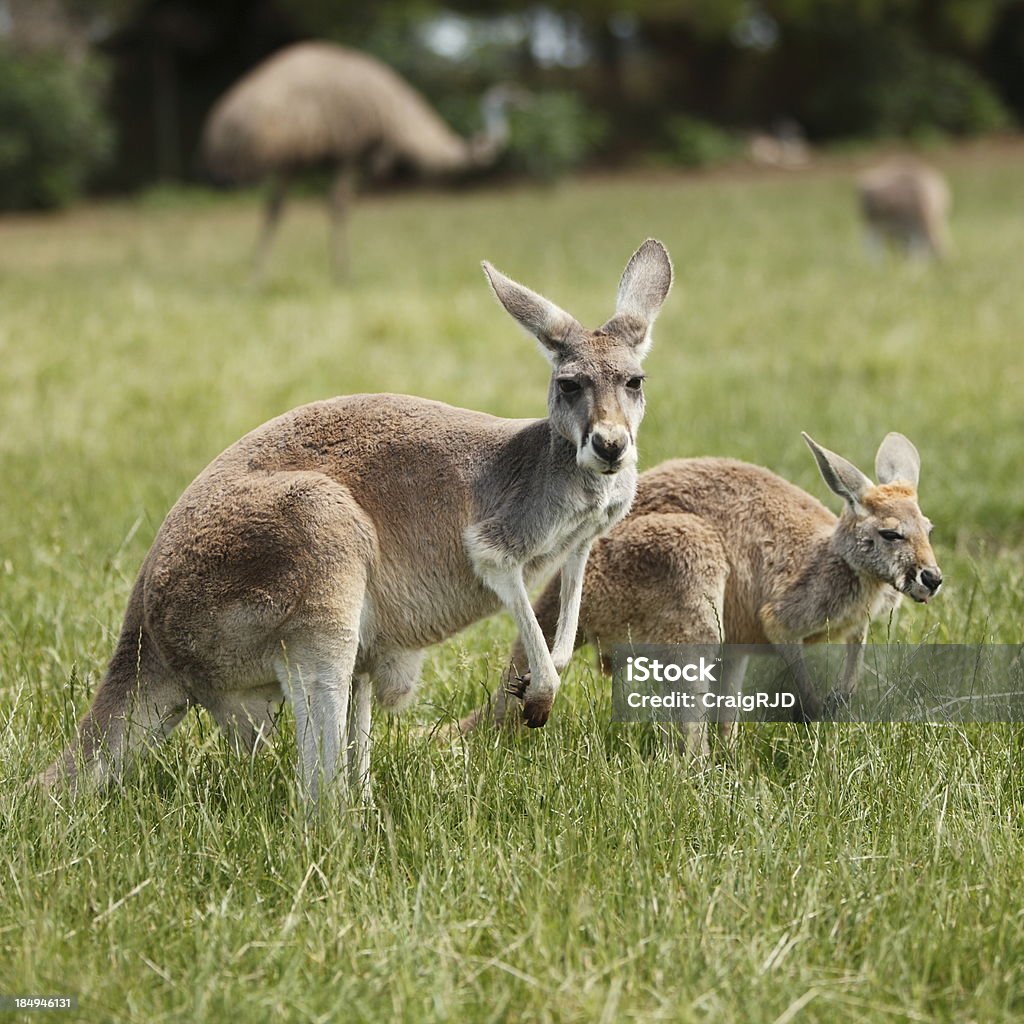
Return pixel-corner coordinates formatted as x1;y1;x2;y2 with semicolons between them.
557;378;581;396
878;529;903;542
625;377;644;391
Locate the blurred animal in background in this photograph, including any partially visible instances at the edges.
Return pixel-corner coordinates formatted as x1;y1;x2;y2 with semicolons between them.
201;42;521;281
857;158;951;260
748;119;810;169
458;433;942;759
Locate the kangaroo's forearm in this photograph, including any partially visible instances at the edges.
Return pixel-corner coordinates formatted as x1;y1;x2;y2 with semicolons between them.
550;543;592;670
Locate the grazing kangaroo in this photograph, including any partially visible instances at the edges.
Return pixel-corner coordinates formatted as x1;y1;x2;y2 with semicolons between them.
37;240;673;801
858;158;951;260
458;432;942;752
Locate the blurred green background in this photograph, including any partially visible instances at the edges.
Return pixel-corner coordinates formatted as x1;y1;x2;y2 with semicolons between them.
3;0;1024;205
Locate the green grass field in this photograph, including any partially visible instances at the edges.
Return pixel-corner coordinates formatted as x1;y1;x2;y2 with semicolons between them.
2;147;1024;1022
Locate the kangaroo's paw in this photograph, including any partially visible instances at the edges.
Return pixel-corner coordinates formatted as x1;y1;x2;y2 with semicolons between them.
504;672;530;701
522;682;554;729
506;670;555;728
522;696;552;729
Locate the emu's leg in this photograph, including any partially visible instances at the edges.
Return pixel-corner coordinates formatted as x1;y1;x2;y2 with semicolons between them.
328;165;357;282
862;224;885;263
252;171;290;284
906;226;933;262
925;211;951;261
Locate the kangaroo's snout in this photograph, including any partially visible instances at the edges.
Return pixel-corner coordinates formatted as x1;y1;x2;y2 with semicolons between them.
583;424;632;474
592;429;625;462
905;564;943;603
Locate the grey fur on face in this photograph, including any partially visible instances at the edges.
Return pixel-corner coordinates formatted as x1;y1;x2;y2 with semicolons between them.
483;242;672;477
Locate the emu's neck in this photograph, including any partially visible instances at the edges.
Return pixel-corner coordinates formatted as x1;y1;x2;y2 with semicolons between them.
469;89;514;166
481;97;510;148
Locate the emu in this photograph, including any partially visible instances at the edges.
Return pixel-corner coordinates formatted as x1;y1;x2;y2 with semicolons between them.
201;42;518;280
460;432;942;756
36;240;673;805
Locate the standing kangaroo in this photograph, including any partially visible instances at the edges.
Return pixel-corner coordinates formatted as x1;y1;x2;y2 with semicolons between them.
37;240;673;801
459;432;942;750
858;158;951;260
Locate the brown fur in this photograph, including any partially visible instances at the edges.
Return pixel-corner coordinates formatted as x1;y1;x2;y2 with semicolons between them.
37;241;674;803
458;433;942;753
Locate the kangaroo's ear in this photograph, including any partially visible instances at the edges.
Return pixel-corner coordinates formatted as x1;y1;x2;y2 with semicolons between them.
802;432;873;511
875;432;921;488
601;239;674;359
482;261;582;363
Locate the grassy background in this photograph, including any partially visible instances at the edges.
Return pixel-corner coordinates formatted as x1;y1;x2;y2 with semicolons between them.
2;147;1024;1021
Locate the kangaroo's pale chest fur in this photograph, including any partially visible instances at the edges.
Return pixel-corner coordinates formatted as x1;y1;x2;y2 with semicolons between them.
523;471;635;584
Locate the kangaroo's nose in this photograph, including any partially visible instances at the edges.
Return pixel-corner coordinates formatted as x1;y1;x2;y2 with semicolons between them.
921;568;943;592
591;432;624;464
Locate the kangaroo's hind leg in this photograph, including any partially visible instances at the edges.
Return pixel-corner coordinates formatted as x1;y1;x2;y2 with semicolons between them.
209;684;285;755
252;171;289;284
275;624;362;805
269;479;376;805
347;673;373;803
713;653;749;748
577;512;729;763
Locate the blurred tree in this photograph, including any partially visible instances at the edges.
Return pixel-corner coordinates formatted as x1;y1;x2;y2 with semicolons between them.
4;0;93;60
7;0;1019;193
753;1;1013;137
0;45;112;208
984;1;1024;122
99;0;299;186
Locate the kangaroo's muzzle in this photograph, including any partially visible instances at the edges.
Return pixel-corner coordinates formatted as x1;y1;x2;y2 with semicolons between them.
904;565;943;603
579;424;633;475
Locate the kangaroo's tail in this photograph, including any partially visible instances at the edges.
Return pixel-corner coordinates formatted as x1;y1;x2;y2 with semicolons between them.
35;594;187;793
